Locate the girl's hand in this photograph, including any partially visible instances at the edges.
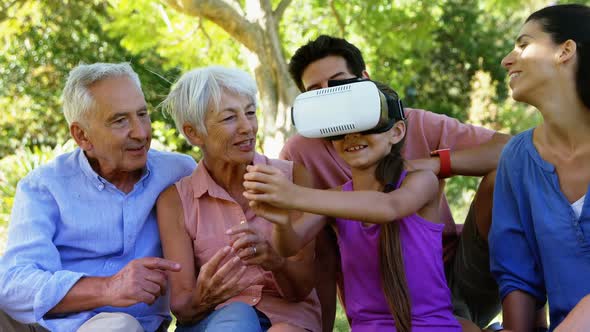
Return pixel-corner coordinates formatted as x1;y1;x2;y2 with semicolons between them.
243;164;299;209
249;200;290;226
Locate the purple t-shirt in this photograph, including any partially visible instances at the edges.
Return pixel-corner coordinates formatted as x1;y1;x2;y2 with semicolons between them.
334;171;461;332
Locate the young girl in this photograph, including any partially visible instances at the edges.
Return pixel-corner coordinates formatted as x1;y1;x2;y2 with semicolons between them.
489;4;590;332
235;82;463;332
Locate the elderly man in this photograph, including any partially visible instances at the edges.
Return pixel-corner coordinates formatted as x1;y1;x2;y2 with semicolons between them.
0;62;196;332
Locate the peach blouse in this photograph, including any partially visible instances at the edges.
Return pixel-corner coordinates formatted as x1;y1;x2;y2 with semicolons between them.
175;153;321;331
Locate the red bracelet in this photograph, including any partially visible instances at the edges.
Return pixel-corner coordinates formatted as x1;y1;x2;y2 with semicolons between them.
430;148;452;179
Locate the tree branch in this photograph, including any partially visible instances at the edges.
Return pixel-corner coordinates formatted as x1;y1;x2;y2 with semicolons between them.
329;0;345;37
273;0;292;21
198;17;213;50
164;0;261;51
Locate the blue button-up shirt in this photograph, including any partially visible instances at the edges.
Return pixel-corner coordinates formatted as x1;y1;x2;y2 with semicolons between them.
490;129;590;331
0;148;196;332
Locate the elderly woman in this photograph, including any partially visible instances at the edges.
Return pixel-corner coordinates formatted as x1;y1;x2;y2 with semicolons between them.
157;66;321;332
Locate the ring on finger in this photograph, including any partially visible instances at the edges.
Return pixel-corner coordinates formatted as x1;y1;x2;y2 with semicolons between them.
252;246;257;255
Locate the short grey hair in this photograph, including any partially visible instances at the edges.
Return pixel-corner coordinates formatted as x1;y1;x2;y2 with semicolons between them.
62;62;142;125
160;66;257;141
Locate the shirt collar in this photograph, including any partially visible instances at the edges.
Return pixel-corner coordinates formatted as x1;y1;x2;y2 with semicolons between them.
523;128;556;173
192;153;267;200
76;147;151;192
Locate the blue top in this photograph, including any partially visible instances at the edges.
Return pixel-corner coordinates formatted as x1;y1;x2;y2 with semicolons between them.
335;171;460;332
490;129;590;331
0;148;196;332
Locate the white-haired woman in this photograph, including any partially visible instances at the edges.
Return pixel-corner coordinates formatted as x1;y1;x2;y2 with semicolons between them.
157;66;321;332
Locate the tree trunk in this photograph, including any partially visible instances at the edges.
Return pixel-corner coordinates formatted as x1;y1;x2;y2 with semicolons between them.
164;0;298;157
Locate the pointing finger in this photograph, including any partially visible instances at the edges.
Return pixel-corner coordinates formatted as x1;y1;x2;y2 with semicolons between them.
141;257;182;272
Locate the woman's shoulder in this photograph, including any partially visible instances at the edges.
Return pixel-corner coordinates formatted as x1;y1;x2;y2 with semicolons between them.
502;129;534;156
498;129;543;174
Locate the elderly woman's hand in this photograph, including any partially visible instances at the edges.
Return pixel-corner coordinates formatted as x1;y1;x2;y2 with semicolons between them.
194;246;262;310
228;223;285;272
243;164;300;210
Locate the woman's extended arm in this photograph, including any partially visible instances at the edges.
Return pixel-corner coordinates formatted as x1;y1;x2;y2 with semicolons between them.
489;150;546;331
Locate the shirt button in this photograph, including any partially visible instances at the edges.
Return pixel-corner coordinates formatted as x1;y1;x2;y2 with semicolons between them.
98;183;104;190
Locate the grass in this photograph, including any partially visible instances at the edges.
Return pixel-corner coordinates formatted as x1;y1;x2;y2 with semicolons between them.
333;302;350;331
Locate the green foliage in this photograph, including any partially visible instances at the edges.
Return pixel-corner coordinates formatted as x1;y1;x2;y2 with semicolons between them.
0;0;187;158
1;0;551;228
334;301;350;331
106;0;247;73
0;141;76;227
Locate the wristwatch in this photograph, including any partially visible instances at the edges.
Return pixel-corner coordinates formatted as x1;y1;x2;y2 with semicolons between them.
430;148;451;179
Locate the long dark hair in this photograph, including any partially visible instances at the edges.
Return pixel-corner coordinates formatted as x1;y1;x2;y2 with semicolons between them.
373;81;411;332
526;4;590;108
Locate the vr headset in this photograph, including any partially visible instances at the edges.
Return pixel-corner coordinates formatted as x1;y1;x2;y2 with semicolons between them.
291;78;405;140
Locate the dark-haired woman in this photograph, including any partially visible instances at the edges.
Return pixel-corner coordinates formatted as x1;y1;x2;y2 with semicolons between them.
489;4;590;332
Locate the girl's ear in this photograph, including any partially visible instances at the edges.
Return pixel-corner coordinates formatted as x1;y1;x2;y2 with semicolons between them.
183;123;204;147
557;39;577;64
389;121;406;145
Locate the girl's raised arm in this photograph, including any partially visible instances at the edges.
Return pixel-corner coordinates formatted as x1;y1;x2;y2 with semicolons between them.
244;164;439;225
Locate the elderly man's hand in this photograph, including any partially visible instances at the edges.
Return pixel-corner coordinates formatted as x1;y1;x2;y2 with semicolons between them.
105;257;181;307
228;222;286;272
195;246;262;308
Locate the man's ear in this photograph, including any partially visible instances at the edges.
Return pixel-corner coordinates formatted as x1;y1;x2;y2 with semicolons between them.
361;70;371;79
70;122;93;151
389;120;406;145
557;39;577;64
183;123;204;146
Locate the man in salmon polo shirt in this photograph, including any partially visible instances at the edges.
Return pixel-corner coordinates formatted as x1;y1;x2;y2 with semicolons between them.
282;35;511;332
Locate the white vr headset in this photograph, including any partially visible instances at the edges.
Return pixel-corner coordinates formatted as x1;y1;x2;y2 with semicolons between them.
291;79;405;140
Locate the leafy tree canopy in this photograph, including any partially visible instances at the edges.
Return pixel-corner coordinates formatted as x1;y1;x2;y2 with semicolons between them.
0;1;191;158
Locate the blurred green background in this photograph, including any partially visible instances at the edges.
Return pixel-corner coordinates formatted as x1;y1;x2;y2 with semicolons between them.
2;0;585;330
